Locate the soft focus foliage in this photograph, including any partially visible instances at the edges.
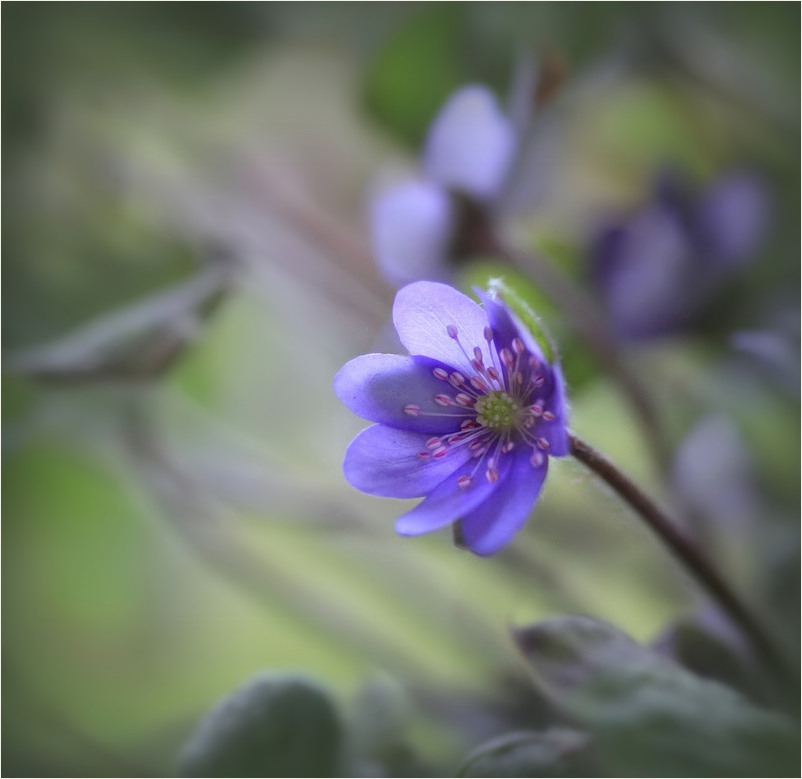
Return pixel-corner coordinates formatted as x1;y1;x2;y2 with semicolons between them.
3;3;799;777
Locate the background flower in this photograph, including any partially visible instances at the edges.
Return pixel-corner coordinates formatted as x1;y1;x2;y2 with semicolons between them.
589;169;768;340
370;85;518;286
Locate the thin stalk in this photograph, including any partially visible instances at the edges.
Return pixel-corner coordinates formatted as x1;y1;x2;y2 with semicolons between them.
568;431;794;683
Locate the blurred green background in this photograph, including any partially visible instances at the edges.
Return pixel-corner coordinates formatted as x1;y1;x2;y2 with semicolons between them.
3;3;799;776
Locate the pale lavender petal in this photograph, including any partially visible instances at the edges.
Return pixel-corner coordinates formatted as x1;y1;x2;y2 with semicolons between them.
393;281;489;375
395;458;510;536
334;353;468;434
343;424;472;499
696;171;768;267
460;452;548;556
422;85;516;202
672;415;759;529
370;179;455;286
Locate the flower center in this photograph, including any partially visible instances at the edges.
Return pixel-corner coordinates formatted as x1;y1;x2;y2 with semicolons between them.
474;391;520;433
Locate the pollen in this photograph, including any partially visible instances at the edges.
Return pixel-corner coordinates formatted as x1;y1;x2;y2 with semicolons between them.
474;391;521;432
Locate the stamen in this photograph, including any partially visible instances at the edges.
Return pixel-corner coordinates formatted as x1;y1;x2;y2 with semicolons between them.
530;451;545;467
470;376;489;392
543;411;556;421
530;402;543;417
417;451;431;460
449;372;466;387
457;475;472;489
512;337;526;355
404;404;421;416
500;348;514;369
455;393;474;407
473;346;483;364
434;394;453;407
536;437;550;450
426;437;442;449
533;375;545;388
433;367;449;381
484;326;494;343
432;446;448;459
461;419;478;430
446;324;459;339
485;466;499;483
502;441;515;453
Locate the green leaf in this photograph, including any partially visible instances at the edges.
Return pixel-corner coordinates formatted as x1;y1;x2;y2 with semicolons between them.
456;729;596;778
362;4;466;146
177;673;345;778
654;611;777;708
514;616;799;777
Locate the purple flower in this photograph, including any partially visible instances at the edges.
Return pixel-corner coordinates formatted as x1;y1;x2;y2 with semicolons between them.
334;281;569;556
590;169;768;340
370;86;518;286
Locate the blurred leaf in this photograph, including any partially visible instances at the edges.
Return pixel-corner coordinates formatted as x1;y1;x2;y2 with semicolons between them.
514;616;798;777
653;610;776;709
456;728;596;778
6;262;231;384
348;677;430;777
363;4;466;146
178;673;345;778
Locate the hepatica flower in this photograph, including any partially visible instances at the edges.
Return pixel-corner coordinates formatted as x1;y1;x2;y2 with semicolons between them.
370;85;517;286
590;169;768;340
334;281;568;556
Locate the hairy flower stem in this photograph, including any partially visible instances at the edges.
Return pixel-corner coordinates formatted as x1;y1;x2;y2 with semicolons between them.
568;432;795;684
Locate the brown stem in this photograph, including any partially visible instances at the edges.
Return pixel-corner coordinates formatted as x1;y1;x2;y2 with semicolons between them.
568;431;794;683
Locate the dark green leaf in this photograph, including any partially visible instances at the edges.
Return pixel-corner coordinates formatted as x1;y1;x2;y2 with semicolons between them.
362;4;466;146
456;728;597;778
177;673;345;778
515;616;799;777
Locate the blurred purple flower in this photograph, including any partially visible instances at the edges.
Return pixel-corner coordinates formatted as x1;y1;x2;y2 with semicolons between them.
590;170;768;340
334;281;568;556
370;86;517;286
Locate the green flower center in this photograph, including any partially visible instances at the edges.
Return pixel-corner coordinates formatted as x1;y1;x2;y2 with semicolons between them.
475;391;520;433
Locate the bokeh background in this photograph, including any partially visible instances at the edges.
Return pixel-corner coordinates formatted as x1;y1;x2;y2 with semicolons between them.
3;3;799;776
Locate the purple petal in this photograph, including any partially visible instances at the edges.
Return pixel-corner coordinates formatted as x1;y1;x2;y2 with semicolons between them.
422;85;516;202
369;179;455;286
334;353;468;434
476;288;549;370
393;281;489;375
538;363;569;456
395;457;510;536
343;424;472;498
460;452;548;556
695;171;768;267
